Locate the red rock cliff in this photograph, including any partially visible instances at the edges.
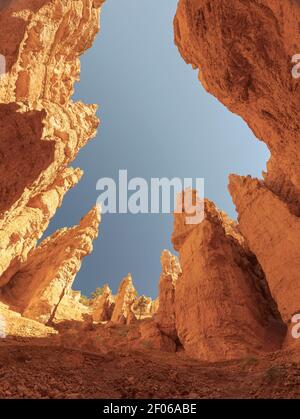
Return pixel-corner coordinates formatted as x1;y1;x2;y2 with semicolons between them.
0;0;104;313
174;0;300;344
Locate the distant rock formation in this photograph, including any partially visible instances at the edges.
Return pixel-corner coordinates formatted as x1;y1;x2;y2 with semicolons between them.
92;285;115;322
111;274;137;324
155;250;181;341
132;296;155;320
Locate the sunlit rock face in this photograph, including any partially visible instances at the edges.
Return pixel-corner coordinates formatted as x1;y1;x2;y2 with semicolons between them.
92;285;116;323
53;290;91;324
155;250;181;341
174;0;300;347
0;0;102;291
111;274;137;325
2;207;100;324
172;197;285;361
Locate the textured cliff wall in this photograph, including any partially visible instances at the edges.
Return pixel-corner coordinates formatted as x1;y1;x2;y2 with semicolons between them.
174;0;300;210
0;0;104;313
2;207;100;324
172;196;285;361
174;0;300;345
0;0;102;287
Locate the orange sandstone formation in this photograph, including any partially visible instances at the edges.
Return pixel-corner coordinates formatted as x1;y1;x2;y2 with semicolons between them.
0;301;57;339
174;0;300;208
0;0;299;384
111;274;137;324
172;197;285;361
138;320;177;353
0;0;102;291
174;0;300;345
2;207;100;324
229;175;300;324
155;249;181;341
53;290;90;324
92;285;115;322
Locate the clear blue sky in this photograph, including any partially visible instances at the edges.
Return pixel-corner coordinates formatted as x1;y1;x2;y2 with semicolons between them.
44;0;269;298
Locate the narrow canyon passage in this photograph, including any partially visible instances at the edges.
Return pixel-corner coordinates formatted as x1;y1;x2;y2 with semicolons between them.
42;0;270;299
0;0;299;401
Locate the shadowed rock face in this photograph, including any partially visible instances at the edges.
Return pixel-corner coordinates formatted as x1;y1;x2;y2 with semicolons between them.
0;0;298;370
172;197;285;361
174;0;300;347
229;175;300;324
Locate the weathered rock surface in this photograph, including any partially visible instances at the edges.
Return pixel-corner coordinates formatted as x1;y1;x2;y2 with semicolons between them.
0;166;83;287
111;274;137;324
155;250;181;341
2;207;100;324
174;0;300;348
174;0;300;210
53;290;91;324
172;196;285;361
0;0;102;104
137;320;177;353
0;301;57;339
229;175;300;324
131;296;156;321
92;285;115;322
0;0;102;288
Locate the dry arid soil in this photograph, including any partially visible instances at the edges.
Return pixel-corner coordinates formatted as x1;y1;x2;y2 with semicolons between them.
1;330;300;399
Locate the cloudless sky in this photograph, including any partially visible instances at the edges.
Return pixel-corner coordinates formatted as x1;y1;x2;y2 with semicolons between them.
44;1;269;298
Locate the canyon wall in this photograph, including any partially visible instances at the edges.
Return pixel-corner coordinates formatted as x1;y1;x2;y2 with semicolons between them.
174;0;300;349
0;0;299;364
0;0;104;317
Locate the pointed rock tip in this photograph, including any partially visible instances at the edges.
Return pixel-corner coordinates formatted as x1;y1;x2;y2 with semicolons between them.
80;205;101;226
